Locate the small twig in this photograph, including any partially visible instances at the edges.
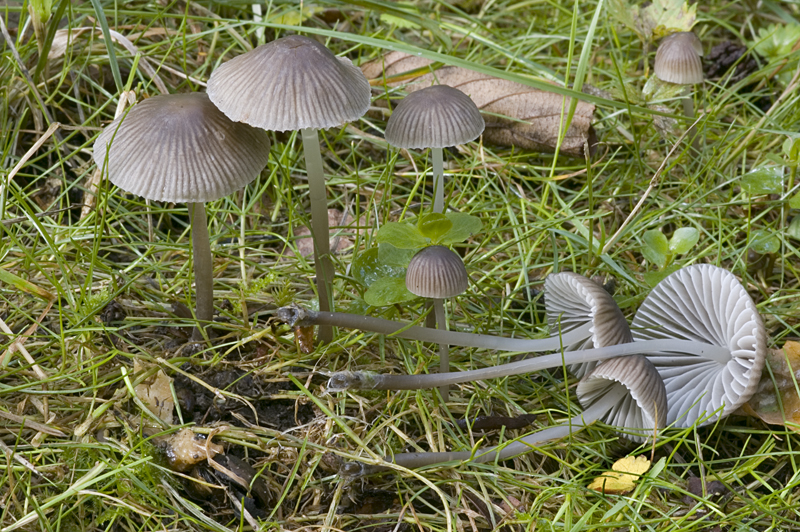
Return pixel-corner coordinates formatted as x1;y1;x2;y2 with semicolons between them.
2;205;84;225
601;113;704;255
4;122;61;186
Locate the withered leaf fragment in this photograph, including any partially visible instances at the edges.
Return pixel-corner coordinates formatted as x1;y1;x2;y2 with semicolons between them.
363;52;596;157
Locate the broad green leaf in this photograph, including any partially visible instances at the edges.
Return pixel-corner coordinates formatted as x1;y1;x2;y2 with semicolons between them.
642;229;669;268
418;213;453;242
439;213;482;245
644;0;697;38
364;277;416;307
643;264;681;288
741;166;784;195
789;191;800;209
378;242;417;269
669;227;699;255
351;247;406;288
788;216;800;241
375;222;429;249
753;23;800;59
750;230;780;254
784;136;800;164
607;0;639;37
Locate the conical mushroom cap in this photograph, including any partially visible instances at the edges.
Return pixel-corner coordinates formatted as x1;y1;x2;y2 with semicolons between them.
93;93;271;203
385;85;485;149
632;264;767;427
405;245;468;299
545;272;633;378
207;34;371;132
654;32;704;85
577;355;667;443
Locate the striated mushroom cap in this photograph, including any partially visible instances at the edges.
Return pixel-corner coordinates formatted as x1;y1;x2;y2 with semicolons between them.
654;32;704;85
405;245;468;299
545;272;633;378
385;85;485;149
93;93;271;203
207;34;371;132
632;264;766;427
577;355;667;442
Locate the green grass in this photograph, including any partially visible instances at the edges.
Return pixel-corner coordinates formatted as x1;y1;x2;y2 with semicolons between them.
1;1;799;531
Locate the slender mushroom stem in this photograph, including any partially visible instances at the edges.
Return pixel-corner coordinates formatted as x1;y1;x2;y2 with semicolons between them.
432;147;444;213
277;307;732;364
434;299;449;400
345;386;628;475
279;306;593;351
189;202;213;341
328;337;729;391
301;127;334;344
681;89;700;151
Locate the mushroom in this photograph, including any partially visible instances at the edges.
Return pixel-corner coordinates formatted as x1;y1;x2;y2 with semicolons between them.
632;264;767;427
654;31;704;146
207;34;371;343
342;355;666;474
93;93;271;340
405;245;469;399
385;85;484;213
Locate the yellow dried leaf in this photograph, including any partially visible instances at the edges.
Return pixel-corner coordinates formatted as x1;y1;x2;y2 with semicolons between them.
744;341;800;430
588;455;651;494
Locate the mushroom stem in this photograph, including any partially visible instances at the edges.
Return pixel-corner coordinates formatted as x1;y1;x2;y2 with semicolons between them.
189;202;213;340
435;299;449;400
346;386;627;474
432;147;444;213
278;306;592;352
301;127;334;343
329;335;729;391
681;89;700;151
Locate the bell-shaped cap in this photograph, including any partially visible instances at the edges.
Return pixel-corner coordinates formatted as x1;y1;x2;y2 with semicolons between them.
93;93;271;203
577;355;667;442
632;264;766;427
207;35;371;132
545;272;633;378
385;85;485;149
405;245;468;299
654;32;704;85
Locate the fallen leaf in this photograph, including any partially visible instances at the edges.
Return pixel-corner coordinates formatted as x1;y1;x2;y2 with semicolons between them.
133;359;174;425
743;341;800;429
588;455;651;494
288;209;363;257
165;428;223;472
643;0;697;38
362;52;596;157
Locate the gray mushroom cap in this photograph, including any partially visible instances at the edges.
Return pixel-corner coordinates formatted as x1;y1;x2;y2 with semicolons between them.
654;32;704;85
93;93;271;203
545;272;633;378
631;264;767;427
405;245;468;299
385;85;485;149
207;34;371;132
577;355;667;442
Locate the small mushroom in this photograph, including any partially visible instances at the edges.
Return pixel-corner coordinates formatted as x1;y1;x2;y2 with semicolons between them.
93;93;270;339
385;85;484;213
405;245;469;399
654;31;704;146
342;355;666;473
207;34;371;343
632;264;767;427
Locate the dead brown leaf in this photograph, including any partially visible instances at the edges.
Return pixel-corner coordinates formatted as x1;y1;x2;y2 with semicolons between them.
288;209;363;257
133;359;175;425
743;341;800;429
362;51;596;157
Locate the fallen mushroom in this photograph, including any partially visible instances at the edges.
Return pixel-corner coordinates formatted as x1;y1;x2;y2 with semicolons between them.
93;93;271;340
341;355;666;474
207;34;371;343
